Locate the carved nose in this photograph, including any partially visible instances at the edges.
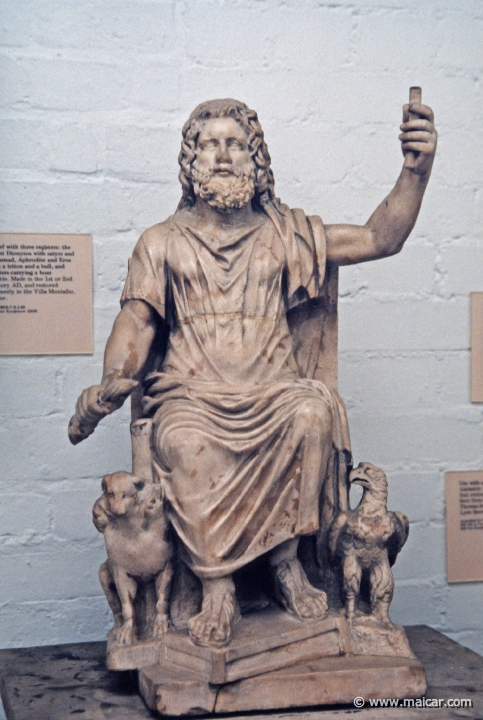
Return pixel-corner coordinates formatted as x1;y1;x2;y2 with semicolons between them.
216;143;231;163
110;500;127;516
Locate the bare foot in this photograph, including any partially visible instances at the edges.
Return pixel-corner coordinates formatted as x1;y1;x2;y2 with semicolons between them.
273;558;328;620
188;577;240;648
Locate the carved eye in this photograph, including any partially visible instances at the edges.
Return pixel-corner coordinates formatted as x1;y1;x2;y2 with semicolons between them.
201;139;218;150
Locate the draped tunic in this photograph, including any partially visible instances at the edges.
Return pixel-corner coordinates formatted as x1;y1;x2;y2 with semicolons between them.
121;203;350;578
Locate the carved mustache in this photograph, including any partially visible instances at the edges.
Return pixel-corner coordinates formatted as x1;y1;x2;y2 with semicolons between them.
192;161;255;181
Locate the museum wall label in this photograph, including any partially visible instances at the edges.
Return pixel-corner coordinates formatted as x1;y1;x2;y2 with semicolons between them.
446;471;483;583
0;233;93;355
471;292;483;402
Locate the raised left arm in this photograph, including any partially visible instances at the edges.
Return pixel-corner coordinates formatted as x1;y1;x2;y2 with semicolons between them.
326;101;437;266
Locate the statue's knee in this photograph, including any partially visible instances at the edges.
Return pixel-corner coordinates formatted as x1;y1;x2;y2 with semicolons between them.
161;429;181;466
160;426;203;469
295;398;332;436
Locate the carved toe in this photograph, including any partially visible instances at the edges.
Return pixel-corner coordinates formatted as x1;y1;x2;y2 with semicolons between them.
188;590;240;648
273;558;328;620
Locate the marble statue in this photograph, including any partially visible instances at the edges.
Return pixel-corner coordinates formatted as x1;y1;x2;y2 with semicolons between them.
69;90;437;712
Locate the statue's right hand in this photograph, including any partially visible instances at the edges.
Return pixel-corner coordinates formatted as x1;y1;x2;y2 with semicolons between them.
68;377;139;445
68;384;110;445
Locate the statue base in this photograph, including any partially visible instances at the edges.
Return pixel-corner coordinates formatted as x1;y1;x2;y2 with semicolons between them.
106;629;163;671
162;608;351;684
118;607;426;715
139;653;426;715
106;607;350;675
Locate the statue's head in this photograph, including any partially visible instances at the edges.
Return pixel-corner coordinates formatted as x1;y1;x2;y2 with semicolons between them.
178;98;276;212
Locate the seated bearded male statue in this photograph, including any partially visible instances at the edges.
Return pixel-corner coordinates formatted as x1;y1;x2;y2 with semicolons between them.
69;98;437;649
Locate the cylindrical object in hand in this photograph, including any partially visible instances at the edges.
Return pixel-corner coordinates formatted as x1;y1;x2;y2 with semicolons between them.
406;86;422;168
409;86;422;119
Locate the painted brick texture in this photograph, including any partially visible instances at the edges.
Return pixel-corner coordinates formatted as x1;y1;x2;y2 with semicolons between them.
1;0;482;677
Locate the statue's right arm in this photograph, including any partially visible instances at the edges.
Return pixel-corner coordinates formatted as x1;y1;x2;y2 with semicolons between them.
324;102;437;266
68;299;159;445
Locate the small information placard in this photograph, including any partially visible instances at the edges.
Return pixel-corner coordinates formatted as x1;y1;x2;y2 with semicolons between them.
0;233;93;355
446;471;483;583
471;292;483;402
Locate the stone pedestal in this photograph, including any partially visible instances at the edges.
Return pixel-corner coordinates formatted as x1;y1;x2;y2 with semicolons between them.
162;608;351;684
105;608;350;674
106;629;163;671
128;607;427;716
139;654;427;716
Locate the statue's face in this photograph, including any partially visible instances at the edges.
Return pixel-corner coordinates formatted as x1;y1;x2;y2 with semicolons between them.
191;117;256;212
195;117;251;175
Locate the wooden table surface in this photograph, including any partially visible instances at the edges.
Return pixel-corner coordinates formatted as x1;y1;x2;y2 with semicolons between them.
1;626;482;719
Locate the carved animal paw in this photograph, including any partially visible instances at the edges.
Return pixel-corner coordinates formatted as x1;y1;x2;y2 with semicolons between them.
353;612;394;630
116;621;135;646
273;558;328;620
188;589;240;648
372;611;395;629
152;613;169;638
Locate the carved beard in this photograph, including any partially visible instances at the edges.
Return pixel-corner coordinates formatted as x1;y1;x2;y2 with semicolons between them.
191;161;255;212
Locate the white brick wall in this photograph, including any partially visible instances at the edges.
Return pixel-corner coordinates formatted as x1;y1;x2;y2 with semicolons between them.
1;0;482;676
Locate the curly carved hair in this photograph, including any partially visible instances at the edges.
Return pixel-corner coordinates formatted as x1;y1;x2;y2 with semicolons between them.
177;98;277;211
